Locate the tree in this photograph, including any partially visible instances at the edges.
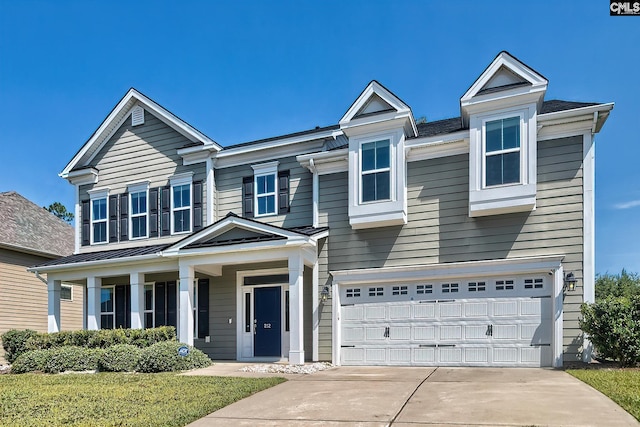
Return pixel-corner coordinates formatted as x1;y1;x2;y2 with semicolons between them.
45;202;74;223
595;269;640;300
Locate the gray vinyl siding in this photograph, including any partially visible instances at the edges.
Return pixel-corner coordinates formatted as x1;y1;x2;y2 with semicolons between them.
317;136;585;362
78;111;206;252
216;156;313;228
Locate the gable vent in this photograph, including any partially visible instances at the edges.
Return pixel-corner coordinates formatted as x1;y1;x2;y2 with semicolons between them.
131;105;145;126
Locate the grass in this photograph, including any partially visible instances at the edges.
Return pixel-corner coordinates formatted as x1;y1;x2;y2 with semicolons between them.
567;369;640;421
0;372;285;426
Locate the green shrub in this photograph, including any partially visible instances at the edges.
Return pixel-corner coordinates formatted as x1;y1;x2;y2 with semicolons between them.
99;344;141;372
1;329;39;363
44;347;104;373
10;349;50;373
137;341;211;373
580;296;640;366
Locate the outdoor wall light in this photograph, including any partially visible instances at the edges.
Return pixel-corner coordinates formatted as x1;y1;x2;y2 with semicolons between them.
320;286;330;302
564;272;577;292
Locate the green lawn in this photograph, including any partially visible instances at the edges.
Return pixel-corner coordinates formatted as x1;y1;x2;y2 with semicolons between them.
0;372;285;426
567;369;640;421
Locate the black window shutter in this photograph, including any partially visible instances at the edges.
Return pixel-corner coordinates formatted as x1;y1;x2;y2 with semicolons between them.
193;180;203;232
81;200;90;246
149;187;159;237
160;185;171;236
108;195;118;243
119;193;129;241
154;282;166;326
242;176;254;218
166;281;177;328
197;279;209;338
278;170;290;214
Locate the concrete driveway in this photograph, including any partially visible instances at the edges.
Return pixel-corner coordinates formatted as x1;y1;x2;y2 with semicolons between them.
187;365;638;426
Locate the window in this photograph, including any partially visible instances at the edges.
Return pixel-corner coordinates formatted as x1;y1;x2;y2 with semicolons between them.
130;190;148;239
256;173;276;216
525;278;544;289
417;284;433;294
61;284;73;301
485;117;520;187
392;285;408;295
468;282;486;292
100;287;114;329
346;288;361;298
361;139;390;202
442;283;459;293
91;197;107;244
172;184;191;233
496;280;514;291
368;287;384;297
143;284;154;328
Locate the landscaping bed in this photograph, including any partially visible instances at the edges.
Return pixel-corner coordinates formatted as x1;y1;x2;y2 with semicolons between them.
0;372;285;426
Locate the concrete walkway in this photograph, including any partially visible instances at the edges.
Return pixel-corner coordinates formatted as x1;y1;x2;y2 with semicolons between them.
187;364;639;426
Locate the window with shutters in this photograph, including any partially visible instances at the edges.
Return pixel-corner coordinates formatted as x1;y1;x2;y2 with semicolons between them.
243;162;289;218
169;173;193;234
127;182;149;240
88;188;109;245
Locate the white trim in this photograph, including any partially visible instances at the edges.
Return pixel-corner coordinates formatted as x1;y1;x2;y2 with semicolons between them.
129;188;149;240
89;192;109;245
309;159;319;227
74;184;81;254
582;132;595;362
312;260;319;361
236;267;290;362
169;172;194;186
206;157;215;224
252;161;279;217
66;168;98;186
298;149;349;175
126;180;150;193
482;113;524;188
61;89;221;178
331;256;565;367
170;182;192;235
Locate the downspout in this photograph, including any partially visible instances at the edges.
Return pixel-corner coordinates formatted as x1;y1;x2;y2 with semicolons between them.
34;271;47;285
309;158;319;228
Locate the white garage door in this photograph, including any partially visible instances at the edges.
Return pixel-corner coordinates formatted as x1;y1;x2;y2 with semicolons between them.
340;275;553;367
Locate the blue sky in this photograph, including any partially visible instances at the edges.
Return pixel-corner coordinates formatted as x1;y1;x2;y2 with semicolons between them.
0;1;638;274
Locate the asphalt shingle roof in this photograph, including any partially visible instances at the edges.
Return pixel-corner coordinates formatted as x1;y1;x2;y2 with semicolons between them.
0;192;74;257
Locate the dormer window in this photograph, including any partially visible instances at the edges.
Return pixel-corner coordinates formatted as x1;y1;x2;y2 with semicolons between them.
361;139;390;202
256;173;276;215
484;116;521;187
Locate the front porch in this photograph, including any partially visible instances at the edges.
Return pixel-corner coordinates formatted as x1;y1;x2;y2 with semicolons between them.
33;214;327;364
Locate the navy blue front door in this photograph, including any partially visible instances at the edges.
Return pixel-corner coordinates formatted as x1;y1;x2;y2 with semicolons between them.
254;286;282;357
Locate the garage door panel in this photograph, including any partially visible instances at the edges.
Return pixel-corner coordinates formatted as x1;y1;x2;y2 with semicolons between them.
413;303;436;318
340;275;552;367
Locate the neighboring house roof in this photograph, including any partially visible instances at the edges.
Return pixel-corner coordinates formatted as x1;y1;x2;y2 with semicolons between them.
0;191;74;258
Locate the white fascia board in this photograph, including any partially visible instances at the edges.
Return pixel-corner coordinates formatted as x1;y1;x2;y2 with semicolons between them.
461;52;548;103
214;138;330;169
62;89;221;176
461;89;545;114
331;255;564;285
167;237;313;259
340;113;415;138
405;131;469;162
537;103;614;141
180;149;214;166
28;252;166;274
297;148;349;175
42;260;180;282
340;81;412;124
63;167;99;184
215;128;340;158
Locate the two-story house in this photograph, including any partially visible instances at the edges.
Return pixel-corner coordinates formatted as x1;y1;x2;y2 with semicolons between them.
31;52;613;367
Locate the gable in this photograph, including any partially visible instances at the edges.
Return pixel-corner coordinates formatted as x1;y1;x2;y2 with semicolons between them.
199;227;280;246
61;88;220;180
477;66;530;95
354;93;396;118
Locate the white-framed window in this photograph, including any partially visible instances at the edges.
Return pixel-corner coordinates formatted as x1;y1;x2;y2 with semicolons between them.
130;190;148;239
484;116;521;187
88;188;109;244
252;161;278;217
172;183;191;234
100;286;115;329
169;172;193;235
61;284;73;301
360;139;391;203
143;284;154;328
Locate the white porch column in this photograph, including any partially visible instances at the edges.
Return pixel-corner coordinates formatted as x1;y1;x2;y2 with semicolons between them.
178;264;195;346
130;272;145;329
86;276;102;330
288;254;305;364
47;278;61;333
312;260;319;361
